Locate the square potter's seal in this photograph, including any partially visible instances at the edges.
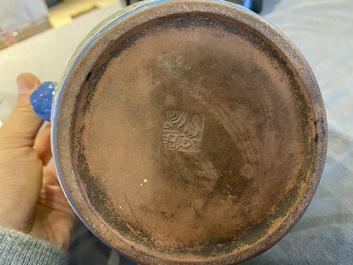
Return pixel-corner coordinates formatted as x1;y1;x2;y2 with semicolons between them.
162;110;205;153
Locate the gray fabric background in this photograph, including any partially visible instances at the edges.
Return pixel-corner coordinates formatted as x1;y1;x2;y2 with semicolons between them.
244;1;353;264
0;0;352;264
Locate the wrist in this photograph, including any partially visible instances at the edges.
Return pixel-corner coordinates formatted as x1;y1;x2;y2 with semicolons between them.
0;226;68;264
0;218;31;234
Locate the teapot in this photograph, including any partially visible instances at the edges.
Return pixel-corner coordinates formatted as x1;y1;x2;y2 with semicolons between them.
30;1;327;264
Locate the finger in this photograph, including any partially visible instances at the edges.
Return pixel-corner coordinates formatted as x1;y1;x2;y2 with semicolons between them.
0;73;43;148
43;162;60;186
47;162;58;180
34;123;52;165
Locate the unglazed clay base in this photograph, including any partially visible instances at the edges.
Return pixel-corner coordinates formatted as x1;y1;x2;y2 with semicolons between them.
52;1;327;264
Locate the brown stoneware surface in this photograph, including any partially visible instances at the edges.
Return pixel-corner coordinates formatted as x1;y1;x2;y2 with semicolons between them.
53;1;327;264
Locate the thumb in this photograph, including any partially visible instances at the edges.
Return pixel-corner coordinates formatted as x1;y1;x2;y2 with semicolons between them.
0;73;43;148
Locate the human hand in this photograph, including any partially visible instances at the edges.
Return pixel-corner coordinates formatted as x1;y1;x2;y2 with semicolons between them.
0;73;76;249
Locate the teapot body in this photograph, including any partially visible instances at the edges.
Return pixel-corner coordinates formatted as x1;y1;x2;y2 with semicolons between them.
30;1;327;264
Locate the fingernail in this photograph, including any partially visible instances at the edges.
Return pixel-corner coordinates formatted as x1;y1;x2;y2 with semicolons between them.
17;74;37;94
